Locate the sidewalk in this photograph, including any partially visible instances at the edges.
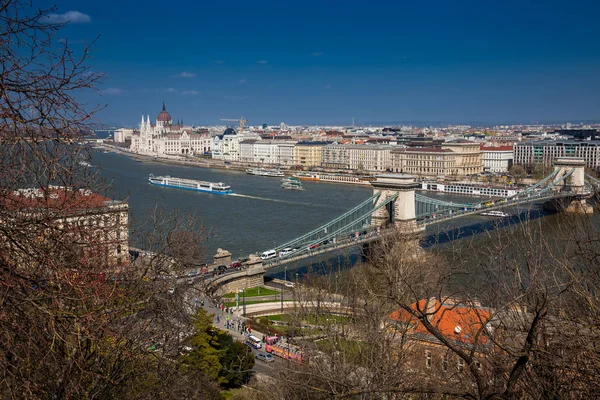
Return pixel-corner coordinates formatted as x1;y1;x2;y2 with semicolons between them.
194;295;265;343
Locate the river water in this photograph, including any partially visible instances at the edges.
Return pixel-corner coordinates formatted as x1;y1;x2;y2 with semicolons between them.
93;150;598;278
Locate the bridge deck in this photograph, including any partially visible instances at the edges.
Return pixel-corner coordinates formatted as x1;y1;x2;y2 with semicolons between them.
263;190;586;269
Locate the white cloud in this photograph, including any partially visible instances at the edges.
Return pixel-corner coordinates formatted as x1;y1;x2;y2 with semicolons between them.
102;88;125;95
181;90;199;96
173;72;196;78
311;52;324;57
164;88;178;93
238;78;247;84
44;11;91;24
257;60;268;64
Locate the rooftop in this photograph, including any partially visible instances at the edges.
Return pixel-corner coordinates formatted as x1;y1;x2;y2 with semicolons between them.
388;298;492;346
4;186;121;212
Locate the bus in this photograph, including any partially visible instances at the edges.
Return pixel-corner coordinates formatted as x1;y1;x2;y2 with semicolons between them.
245;335;262;349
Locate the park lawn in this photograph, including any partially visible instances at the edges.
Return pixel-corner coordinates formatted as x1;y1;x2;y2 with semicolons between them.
263;314;292;322
224;299;291;308
305;313;350;325
316;338;365;357
222;286;280;298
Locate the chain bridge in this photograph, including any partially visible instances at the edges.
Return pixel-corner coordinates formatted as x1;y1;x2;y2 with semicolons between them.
256;157;598;269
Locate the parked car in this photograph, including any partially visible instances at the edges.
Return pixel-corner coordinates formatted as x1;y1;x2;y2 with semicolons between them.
255;352;275;363
285;281;295;288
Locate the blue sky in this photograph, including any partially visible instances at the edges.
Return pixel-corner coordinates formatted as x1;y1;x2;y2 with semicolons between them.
40;0;600;126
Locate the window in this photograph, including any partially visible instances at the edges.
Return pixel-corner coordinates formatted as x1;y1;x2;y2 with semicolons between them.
425;350;432;369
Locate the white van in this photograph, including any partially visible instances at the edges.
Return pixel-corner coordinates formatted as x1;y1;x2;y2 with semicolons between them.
260;250;277;260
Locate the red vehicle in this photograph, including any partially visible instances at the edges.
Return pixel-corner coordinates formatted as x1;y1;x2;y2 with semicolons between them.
229;261;242;270
265;343;302;363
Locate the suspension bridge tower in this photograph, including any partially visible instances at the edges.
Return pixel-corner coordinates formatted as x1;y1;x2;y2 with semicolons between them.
370;174;426;233
552;157;593;213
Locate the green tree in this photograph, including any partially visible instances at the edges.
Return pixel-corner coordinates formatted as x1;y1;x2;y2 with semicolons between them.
509;164;527;184
217;333;255;388
184;310;224;381
533;163;551;180
184;309;254;388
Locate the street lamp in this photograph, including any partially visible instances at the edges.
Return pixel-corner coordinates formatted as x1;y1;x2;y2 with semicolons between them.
281;266;287;313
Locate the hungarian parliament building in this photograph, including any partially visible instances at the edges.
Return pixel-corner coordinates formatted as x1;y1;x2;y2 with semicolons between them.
129;103;211;156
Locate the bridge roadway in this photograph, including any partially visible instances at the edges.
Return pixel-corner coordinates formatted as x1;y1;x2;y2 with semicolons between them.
262;189;588;269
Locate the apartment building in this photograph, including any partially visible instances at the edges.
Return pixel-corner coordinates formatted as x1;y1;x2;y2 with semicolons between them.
391;147;456;176
322;144;393;172
294;141;328;168
442;141;482;176
240;140;297;165
2;187;129;267
391;140;482;177
514;140;600;169
481;146;513;172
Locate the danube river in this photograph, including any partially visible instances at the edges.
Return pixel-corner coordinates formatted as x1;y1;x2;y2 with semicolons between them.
93;150;597;274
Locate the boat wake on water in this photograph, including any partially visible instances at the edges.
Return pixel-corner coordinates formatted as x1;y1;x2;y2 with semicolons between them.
229;193;313;207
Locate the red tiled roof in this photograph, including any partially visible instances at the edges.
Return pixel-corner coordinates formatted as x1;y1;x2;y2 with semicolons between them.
3;187;112;212
481;145;513;151
388;299;491;345
399;147;453;153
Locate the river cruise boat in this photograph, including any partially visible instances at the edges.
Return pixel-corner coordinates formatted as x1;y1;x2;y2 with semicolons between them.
281;177;304;190
246;168;285;177
480;210;509;217
148;174;232;195
293;172;374;185
420;181;518;198
293;172;320;181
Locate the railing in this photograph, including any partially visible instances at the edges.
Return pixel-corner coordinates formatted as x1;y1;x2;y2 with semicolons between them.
260;170;594;267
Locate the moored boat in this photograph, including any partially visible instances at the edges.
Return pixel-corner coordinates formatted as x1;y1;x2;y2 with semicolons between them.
293;172;320;181
246;168;284;177
148;174;232;195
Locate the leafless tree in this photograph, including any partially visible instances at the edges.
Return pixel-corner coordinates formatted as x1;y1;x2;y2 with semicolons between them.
262;203;600;399
0;1;214;398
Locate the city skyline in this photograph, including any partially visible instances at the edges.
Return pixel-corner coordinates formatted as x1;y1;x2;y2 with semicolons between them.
42;0;600;126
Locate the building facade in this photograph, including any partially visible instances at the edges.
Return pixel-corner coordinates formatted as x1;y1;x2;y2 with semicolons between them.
3;187;129;268
391;147;457;176
294;142;327;168
251;140;297;165
481;146;513;172
513;140;600;169
322;144;350;169
130;103;211;156
441;141;482;176
114;128;133;143
391;140;482;177
212;128;261;161
322;144;393;172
